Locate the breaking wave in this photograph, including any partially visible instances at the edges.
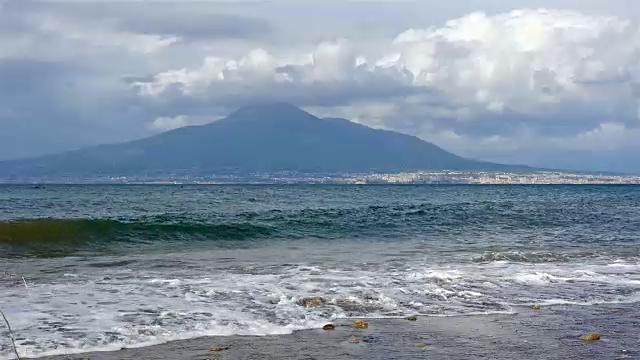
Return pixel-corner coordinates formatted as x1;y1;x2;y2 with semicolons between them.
0;218;274;257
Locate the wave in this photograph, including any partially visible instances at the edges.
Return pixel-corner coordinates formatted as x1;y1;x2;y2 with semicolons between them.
0;218;274;257
0;203;489;257
472;251;572;264
3;197;639;257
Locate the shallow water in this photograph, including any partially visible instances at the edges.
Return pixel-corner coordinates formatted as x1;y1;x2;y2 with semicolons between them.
1;185;639;359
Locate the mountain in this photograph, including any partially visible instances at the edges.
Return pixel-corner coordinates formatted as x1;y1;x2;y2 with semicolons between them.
0;102;530;178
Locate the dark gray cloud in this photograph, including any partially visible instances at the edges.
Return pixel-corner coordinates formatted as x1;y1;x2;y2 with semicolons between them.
35;2;271;41
1;0;640;172
483;148;640;174
116;10;271;41
0;59;146;158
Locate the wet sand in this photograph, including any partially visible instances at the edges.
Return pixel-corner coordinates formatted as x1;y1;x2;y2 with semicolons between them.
29;304;638;360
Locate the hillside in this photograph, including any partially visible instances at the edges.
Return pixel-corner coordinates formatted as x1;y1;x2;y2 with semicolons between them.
0;103;529;178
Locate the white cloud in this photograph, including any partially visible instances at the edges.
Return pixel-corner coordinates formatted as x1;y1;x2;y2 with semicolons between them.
391;9;640;118
146;115;213;132
135;9;640;137
134;39;411;97
564;122;639;150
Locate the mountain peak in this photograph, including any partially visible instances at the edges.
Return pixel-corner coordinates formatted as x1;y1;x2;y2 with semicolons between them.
228;102;315;121
240;101;300;112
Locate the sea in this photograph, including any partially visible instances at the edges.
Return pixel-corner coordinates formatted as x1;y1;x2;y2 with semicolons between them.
0;185;638;359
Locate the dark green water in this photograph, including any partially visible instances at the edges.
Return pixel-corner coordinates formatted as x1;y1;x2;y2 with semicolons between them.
0;185;638;358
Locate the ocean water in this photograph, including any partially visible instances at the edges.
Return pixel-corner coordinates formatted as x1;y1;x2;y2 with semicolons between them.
0;185;638;359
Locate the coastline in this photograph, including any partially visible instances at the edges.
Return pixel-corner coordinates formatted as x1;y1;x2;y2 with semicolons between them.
26;304;638;360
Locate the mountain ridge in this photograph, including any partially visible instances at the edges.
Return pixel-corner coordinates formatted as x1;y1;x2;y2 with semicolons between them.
0;103;532;178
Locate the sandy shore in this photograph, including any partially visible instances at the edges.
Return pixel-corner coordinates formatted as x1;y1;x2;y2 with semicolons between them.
28;304;638;360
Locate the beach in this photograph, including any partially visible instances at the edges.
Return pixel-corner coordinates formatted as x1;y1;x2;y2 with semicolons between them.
29;304;638;360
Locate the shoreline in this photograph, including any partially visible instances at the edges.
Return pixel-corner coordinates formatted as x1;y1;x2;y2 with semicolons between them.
25;304;638;360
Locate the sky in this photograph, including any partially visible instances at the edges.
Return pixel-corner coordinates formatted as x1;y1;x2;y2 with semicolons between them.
1;0;640;172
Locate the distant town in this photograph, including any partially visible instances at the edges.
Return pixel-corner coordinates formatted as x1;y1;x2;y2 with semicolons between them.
16;170;634;185
3;171;640;185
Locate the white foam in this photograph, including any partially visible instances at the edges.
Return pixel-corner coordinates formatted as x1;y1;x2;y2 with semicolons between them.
404;270;464;282
510;272;570;284
457;290;484;298
530;293;640;307
149;278;181;286
2;256;639;359
14;318;324;360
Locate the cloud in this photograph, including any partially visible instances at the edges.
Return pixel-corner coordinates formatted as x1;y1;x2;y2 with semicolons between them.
135;9;640;141
146;115;214;132
2;2;640;172
114;10;271;41
391;10;640;123
0;1;195;159
146;115;191;132
23;2;272;42
0;3;178;62
133;40;419;110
